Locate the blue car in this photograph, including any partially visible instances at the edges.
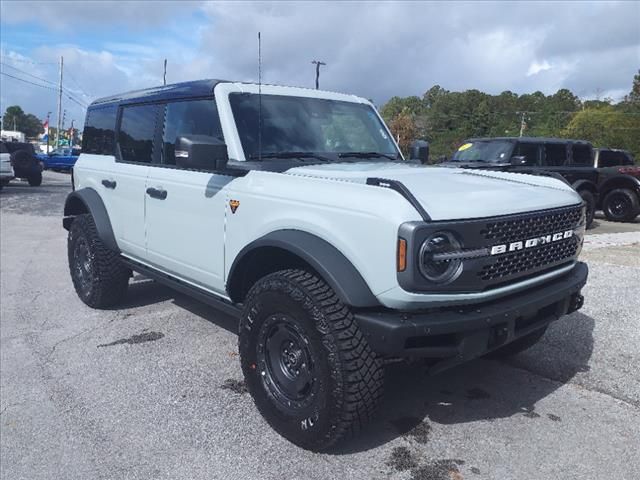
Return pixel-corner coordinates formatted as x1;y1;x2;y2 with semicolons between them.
38;147;80;171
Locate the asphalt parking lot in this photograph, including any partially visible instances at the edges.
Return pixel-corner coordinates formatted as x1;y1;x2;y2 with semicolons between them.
1;171;639;480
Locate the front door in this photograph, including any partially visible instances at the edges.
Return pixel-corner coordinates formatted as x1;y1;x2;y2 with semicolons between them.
144;98;232;294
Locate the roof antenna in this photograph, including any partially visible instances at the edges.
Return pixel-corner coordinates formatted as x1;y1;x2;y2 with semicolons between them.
258;31;262;162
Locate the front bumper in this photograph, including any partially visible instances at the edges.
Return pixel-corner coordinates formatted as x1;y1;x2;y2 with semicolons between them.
354;262;588;369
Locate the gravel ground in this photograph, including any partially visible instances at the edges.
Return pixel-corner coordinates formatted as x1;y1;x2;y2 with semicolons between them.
1;171;639;480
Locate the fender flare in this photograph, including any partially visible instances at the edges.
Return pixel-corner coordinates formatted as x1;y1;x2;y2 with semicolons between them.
571;179;598;195
63;188;119;252
227;230;379;308
599;174;640;197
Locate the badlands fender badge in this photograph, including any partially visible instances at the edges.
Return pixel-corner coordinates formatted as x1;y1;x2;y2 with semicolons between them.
490;229;573;255
229;199;240;214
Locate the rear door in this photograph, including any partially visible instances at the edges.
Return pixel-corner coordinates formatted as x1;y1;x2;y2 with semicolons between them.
564;143;598;185
109;103;162;260
144;97;233;294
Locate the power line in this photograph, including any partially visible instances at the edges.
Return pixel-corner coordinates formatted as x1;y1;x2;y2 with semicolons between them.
1;61;58;87
65;69;93;99
1;71;58;92
1;61;89;105
0;71;88;109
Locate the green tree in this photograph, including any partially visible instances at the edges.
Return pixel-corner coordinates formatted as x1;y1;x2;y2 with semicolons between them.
564;105;640;159
2;105;44;138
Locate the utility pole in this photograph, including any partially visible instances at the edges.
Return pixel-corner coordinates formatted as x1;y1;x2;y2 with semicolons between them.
518;111;527;137
46;111;51;153
163;59;167;86
311;60;326;89
69;119;75;147
56;56;64;149
13;116;16;131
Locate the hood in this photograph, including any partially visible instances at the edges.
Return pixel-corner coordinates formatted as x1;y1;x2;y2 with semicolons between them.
286;162;582;221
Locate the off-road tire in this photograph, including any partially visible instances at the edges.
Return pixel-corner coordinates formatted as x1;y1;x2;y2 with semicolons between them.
602;188;639;222
239;269;384;451
488;326;548;358
27;172;42;187
578;189;595;228
67;214;129;308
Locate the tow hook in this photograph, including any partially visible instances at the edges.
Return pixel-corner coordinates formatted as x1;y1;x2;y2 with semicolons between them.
568;293;584;314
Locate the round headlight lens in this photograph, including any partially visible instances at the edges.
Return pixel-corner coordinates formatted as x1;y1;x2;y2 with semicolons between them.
419;231;463;284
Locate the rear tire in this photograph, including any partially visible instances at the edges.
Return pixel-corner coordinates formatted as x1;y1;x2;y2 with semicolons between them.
67;214;130;308
488;326;547;358
27;172;42;187
578;189;595;228
239;269;384;451
603;188;639;222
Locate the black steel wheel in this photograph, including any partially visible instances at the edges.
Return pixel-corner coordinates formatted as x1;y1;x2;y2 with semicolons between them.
603;188;639;222
239;269;384;451
68;214;130;308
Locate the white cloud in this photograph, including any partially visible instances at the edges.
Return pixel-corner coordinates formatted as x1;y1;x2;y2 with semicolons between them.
527;60;552;76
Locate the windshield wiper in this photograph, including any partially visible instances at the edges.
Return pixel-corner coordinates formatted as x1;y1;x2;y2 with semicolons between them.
249;151;331;162
338;151;397;161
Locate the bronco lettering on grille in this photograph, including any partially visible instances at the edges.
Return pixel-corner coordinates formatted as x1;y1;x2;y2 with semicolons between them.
490;229;573;255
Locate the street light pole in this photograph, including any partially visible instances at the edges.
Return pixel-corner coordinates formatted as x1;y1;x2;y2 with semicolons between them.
311;60;326;89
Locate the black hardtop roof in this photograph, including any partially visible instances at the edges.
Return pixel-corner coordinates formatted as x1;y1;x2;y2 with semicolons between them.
466;136;592;145
90;79;227;107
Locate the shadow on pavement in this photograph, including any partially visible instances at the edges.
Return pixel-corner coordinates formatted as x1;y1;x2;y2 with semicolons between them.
109;276;595;454
336;311;595;454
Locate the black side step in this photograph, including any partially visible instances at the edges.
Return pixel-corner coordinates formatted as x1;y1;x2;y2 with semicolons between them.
366;177;431;221
120;257;242;318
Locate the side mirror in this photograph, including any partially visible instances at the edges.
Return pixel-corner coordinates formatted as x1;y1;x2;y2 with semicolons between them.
510;155;527;166
409;140;430;164
175;135;228;171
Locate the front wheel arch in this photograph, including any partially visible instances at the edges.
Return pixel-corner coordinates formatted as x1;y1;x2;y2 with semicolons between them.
227;230;379;308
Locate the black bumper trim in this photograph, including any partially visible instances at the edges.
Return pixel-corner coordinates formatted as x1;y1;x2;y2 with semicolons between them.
354;262;588;363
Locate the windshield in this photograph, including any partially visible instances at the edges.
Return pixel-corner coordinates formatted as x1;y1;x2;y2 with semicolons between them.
451;140;514;163
229;93;399;161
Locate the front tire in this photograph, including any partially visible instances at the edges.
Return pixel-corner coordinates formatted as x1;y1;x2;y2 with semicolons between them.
578;189;595;228
239;269;384;451
603;188;639;222
27;172;42;186
67;214;130;308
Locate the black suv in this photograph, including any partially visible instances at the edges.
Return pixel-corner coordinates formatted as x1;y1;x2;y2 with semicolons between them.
1;141;43;186
445;137;640;226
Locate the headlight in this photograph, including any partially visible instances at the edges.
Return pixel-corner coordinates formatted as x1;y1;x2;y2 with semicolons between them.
419;231;463;284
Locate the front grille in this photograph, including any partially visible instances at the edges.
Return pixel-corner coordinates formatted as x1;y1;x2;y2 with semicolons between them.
481;205;583;244
479;237;579;281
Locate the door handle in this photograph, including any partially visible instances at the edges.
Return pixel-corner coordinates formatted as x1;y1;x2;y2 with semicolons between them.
146;187;167;200
101;179;117;189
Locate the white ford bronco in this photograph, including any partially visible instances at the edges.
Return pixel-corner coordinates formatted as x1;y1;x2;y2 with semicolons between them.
64;80;588;450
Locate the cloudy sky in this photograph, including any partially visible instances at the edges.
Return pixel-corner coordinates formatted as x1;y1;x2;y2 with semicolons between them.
1;1;638;127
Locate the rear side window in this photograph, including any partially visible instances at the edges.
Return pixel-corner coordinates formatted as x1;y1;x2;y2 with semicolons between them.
82;105;117;155
543;143;567;166
162;99;223;165
118;104;160;163
571;144;592;166
514;143;540;165
599;150;632;167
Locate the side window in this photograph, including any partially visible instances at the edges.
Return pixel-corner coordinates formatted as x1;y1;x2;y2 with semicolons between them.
162;99;223;165
571;144;592;166
514;143;540;165
599;150;627;167
118;104;160;163
543;143;567;166
0;142;7;154
82;105;117;155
